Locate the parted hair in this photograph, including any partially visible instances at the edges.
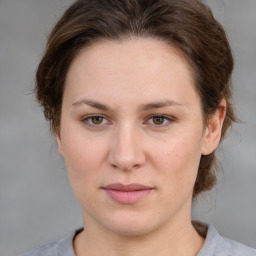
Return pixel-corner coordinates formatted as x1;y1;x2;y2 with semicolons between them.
36;0;237;197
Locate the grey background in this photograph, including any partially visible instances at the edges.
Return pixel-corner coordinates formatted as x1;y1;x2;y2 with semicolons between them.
0;0;255;255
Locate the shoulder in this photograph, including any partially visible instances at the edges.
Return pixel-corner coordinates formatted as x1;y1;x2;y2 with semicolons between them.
214;234;256;256
20;239;61;256
19;229;79;256
218;237;256;256
198;224;256;256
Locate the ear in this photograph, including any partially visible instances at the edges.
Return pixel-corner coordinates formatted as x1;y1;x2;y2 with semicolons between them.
201;99;226;156
55;131;64;156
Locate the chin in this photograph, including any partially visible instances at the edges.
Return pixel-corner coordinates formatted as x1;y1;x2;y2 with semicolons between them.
98;210;160;237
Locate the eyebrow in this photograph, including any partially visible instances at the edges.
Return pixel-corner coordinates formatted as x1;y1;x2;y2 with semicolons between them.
72;99;110;111
138;100;184;111
71;99;184;111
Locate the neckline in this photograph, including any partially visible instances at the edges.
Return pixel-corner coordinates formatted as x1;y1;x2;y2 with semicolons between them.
68;222;215;256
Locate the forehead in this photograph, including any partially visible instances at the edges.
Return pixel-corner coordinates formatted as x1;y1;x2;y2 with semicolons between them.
68;37;193;79
64;37;199;108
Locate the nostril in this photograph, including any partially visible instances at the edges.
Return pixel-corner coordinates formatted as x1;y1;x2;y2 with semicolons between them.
108;152;145;171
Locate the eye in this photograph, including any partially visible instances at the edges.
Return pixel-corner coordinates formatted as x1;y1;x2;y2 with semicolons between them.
81;115;110;127
146;114;174;127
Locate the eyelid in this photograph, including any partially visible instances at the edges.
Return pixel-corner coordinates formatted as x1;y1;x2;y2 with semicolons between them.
81;113;175;128
144;114;175;127
81;114;111;127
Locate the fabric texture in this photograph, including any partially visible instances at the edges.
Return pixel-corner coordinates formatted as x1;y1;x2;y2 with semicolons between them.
20;224;256;256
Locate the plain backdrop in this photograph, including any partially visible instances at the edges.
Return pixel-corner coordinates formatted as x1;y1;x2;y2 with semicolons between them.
0;0;255;255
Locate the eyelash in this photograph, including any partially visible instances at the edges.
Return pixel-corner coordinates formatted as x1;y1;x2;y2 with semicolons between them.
145;114;174;128
81;114;174;128
81;114;111;128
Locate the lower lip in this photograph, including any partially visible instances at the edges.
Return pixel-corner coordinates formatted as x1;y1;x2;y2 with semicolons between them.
104;189;153;204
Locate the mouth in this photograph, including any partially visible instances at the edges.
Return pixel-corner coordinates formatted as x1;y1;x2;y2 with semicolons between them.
102;183;154;204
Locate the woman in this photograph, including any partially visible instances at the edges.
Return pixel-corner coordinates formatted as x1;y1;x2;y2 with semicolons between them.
21;0;256;255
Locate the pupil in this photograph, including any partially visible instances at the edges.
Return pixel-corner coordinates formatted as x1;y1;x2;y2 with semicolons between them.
153;116;164;125
92;116;103;124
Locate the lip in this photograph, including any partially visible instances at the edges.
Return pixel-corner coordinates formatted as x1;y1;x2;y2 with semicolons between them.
102;183;154;204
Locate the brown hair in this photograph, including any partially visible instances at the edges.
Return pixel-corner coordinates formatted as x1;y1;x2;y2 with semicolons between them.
35;0;237;197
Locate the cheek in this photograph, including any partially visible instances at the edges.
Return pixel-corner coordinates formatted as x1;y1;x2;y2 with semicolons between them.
61;135;108;207
151;135;202;187
61;130;108;182
153;134;202;167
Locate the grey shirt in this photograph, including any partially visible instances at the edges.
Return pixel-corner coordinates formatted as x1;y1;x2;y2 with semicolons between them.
20;224;256;256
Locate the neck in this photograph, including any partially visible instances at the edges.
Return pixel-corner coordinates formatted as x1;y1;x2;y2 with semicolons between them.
74;215;205;256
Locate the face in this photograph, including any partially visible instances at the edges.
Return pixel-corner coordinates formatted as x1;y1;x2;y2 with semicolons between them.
56;38;223;236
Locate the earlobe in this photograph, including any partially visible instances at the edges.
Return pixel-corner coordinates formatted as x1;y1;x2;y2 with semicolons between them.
201;99;226;156
55;132;64;156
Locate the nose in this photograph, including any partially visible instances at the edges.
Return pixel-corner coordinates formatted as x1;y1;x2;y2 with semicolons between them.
108;123;146;171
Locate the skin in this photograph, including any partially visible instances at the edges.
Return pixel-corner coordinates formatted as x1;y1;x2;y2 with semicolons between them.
56;38;226;256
